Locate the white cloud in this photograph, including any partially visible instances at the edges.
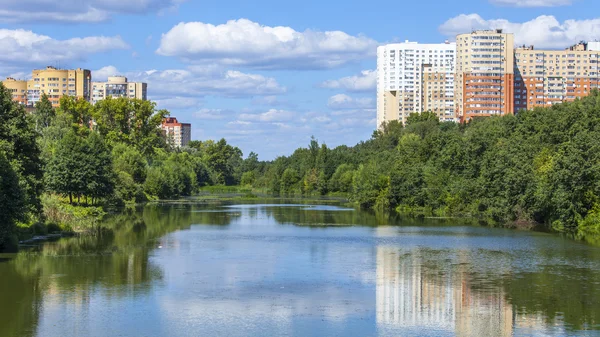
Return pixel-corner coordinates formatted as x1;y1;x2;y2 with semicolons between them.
327;94;374;110
100;66;286;99
0;0;186;23
156;19;377;69
440;14;600;49
194;108;232;120
0;29;128;72
490;0;571;7
239;109;294;122
92;65;121;81
320;70;376;92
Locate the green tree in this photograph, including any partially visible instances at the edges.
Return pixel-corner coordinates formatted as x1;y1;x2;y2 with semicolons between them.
0;150;25;250
0;83;43;216
33;94;55;130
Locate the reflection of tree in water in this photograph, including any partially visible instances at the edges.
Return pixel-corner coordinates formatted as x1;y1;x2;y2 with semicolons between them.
506;265;600;331
0;262;42;337
265;205;469;228
0;203;241;337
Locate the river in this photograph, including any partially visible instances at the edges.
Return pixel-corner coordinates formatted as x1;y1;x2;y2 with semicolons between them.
1;199;600;337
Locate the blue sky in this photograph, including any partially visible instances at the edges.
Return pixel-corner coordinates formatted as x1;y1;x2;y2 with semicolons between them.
1;0;599;160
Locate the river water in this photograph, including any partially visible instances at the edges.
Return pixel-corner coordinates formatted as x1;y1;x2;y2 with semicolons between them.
1;200;600;337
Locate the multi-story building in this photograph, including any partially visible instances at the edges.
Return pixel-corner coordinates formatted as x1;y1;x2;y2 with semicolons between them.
377;40;456;128
455;30;515;121
91;76;147;104
1;77;28;105
26;66;91;108
514;42;600;111
161;117;191;148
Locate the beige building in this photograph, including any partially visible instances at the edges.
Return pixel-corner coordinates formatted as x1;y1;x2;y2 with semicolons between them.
26;66;91;108
455;30;515;121
1;77;28;105
161;117;191;148
514;42;600;111
92;76;147;104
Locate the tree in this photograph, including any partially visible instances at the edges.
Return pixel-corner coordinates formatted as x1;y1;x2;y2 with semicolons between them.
0;83;43;215
91;97;169;154
0;150;25;250
281;168;300;195
33;94;55;130
85;133;114;204
45;131;113;204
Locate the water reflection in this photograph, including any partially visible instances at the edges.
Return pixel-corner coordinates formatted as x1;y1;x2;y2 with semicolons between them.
1;202;600;336
376;247;514;336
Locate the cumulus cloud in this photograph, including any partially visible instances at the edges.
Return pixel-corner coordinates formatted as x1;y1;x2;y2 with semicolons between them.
100;66;287;99
440;14;600;49
327;94;374;110
320;70;376;92
0;0;186;23
156;19;377;69
92;65;121;81
490;0;571;7
0;29;128;67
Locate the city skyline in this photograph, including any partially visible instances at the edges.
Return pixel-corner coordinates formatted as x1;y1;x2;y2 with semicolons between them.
1;0;600;159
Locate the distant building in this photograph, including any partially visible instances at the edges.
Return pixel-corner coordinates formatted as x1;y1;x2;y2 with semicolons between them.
161;117;191;148
455;30;515;121
27;66;92;107
514;41;600;111
1;77;28;105
92;76;147;104
377;40;456;128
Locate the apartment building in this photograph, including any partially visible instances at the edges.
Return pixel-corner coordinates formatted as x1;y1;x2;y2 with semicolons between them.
455;30;515;121
26;66;91;107
2;77;28;105
377;41;456;128
514;42;600;111
92;76;147;104
161;117;191;148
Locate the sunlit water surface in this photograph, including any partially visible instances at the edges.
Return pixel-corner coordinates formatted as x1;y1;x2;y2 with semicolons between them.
2;200;600;337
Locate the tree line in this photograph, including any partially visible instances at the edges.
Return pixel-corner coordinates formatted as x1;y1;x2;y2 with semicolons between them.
0;84;251;250
2;83;600;249
244;91;600;241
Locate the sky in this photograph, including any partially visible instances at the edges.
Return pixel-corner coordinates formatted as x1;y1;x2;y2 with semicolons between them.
1;0;600;160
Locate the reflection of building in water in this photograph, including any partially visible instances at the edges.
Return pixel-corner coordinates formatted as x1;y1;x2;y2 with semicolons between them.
376;247;513;336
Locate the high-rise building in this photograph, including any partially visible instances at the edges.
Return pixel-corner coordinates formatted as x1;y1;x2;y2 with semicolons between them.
92;76;147;104
377;41;456;128
26;66;92;107
455;30;515;121
1;77;28;105
514;42;600;111
161;117;191;148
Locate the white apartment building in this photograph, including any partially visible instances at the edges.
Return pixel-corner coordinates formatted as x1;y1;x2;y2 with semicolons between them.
377;41;456;128
92;76;147;104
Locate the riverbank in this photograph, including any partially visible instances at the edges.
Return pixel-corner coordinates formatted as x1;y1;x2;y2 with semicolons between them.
12;191;596;251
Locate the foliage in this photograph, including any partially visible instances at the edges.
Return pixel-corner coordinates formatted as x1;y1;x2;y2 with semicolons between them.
245;91;600;238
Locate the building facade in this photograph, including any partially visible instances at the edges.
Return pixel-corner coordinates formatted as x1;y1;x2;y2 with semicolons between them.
2;77;28;105
92;76;147;104
514;42;600;111
161;117;191;148
377;41;456;128
26;66;91;107
455;30;515;121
